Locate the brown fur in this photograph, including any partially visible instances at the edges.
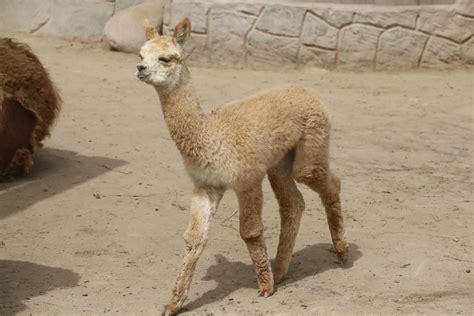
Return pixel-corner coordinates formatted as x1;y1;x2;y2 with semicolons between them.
137;18;348;315
0;38;61;180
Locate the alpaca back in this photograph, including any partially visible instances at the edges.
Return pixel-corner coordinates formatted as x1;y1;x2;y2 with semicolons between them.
0;38;61;179
0;38;61;147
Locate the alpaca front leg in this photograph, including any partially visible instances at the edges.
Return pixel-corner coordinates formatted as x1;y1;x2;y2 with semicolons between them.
237;185;274;297
163;187;223;315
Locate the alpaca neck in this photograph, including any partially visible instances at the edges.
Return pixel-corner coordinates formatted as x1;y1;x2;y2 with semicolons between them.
156;67;208;160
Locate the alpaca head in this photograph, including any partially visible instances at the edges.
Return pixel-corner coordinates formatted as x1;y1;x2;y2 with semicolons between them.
136;18;191;91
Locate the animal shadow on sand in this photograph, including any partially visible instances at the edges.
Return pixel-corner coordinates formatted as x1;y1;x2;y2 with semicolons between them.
0;147;127;219
0;260;80;316
185;243;362;311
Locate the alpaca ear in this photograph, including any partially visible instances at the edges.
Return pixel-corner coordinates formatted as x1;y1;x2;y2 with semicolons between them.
173;17;191;46
143;19;159;40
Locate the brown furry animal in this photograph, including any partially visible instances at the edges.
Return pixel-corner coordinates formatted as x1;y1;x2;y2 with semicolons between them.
0;38;61;180
137;18;348;314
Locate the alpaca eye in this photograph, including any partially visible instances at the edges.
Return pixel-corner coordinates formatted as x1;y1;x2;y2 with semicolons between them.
138;54;143;60
159;57;171;64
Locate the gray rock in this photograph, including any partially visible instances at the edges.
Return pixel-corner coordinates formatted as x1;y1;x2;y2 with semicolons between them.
105;3;164;53
456;0;474;17
338;25;382;69
461;37;474;64
301;13;338;49
36;0;114;41
298;46;336;69
418;11;474;43
354;9;417;29
116;0;143;12
376;29;428;70
421;37;462;66
170;2;209;33
183;33;209;65
256;5;305;37
234;4;263;16
163;0;171;25
0;0;51;33
309;7;353;28
208;12;255;67
212;3;262;16
115;0;164;12
247;30;299;68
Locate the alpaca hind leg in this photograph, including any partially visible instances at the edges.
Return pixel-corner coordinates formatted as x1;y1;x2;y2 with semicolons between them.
268;155;305;284
163;187;224;315
9;148;34;174
313;170;348;263
237;185;274;297
0;98;36;179
293;140;348;263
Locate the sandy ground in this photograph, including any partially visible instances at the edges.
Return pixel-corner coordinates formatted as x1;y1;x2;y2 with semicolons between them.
0;32;473;315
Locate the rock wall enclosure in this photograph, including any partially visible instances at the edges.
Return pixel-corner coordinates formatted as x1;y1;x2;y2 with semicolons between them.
164;0;473;70
0;0;472;70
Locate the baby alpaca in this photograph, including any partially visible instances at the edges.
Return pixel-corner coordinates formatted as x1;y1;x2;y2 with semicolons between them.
136;18;348;314
0;38;61;180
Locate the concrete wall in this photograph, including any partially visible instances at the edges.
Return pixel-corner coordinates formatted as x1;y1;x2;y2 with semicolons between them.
0;0;472;70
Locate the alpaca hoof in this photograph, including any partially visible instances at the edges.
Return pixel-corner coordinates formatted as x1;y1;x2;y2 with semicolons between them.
257;285;274;298
335;240;349;264
337;250;348;264
162;304;178;316
258;289;272;298
272;267;287;285
273;274;284;285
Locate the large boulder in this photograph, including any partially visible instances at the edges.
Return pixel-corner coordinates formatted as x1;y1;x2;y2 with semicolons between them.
35;0;115;41
104;2;164;53
115;0;166;12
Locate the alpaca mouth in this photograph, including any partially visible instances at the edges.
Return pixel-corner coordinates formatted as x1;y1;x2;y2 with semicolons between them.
137;71;151;81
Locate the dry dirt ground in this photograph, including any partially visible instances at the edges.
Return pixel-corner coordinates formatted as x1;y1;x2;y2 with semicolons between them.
0;32;473;315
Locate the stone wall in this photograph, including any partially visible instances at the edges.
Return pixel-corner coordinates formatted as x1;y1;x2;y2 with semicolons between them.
163;0;474;70
0;0;472;70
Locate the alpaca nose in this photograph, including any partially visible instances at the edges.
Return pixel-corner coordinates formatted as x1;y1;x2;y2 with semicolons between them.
137;64;147;71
